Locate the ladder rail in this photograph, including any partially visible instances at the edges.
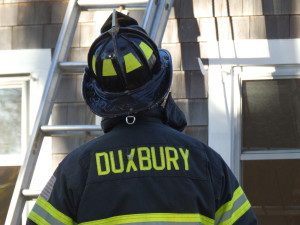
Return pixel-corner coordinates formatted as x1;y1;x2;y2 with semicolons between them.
142;0;174;46
5;0;81;224
150;0;174;46
142;0;158;35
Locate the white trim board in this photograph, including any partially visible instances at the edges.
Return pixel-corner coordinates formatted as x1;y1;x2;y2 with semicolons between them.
207;39;300;172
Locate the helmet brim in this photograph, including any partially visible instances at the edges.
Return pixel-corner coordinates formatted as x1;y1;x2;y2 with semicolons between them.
82;49;173;118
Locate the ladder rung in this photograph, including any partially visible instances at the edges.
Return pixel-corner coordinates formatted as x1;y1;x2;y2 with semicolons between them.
78;0;148;11
22;189;41;200
59;61;87;73
41;125;103;137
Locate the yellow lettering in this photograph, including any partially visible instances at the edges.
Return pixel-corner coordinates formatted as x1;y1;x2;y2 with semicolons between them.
151;146;165;170
95;152;110;176
179;148;189;171
126;148;138;172
96;146;188;176
110;150;124;173
138;147;152;171
165;147;179;170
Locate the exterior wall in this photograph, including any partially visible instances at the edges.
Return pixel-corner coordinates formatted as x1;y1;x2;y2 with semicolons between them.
163;0;300;164
1;0;300;169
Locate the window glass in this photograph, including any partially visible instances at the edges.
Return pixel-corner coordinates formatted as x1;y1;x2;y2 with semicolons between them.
0;87;22;224
243;159;300;225
0;88;22;154
0;166;20;225
242;79;300;151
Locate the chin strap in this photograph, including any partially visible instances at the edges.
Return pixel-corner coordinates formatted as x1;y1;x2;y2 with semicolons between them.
163;92;187;132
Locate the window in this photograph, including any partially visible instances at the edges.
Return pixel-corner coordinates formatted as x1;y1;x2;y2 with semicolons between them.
243;159;300;225
0;87;22;154
0;49;52;224
239;69;300;225
242;79;300;151
207;39;300;225
0;78;29;225
0;166;19;225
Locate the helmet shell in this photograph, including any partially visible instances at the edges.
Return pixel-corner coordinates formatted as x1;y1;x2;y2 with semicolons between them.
87;27;161;93
82;13;173;118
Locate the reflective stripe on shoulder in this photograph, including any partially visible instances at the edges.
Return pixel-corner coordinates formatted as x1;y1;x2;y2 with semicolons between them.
78;213;214;225
215;186;251;225
29;196;76;225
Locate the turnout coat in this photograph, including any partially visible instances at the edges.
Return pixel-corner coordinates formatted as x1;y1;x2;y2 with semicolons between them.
27;108;257;225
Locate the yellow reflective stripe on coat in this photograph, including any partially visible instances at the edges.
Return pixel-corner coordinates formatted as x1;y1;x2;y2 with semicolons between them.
29;196;75;225
102;59;117;76
124;53;142;73
215;186;251;225
78;213;214;225
28;211;51;225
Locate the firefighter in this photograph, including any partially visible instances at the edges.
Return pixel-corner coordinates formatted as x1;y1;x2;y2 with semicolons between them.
27;11;258;225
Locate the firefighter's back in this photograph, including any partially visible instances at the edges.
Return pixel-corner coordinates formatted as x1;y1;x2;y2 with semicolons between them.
72;110;221;224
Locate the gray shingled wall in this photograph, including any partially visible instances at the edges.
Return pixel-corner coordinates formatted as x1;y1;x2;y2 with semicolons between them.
1;0;300;169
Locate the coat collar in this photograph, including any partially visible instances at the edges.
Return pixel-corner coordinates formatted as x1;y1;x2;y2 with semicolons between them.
101;107;165;133
101;94;188;133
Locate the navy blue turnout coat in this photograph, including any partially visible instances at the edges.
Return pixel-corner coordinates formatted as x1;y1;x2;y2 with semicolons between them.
27;108;257;225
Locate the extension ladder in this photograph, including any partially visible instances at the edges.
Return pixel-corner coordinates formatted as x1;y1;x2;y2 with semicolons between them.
5;0;173;224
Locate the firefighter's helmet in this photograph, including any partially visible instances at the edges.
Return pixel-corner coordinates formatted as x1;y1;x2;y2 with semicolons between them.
82;11;172;118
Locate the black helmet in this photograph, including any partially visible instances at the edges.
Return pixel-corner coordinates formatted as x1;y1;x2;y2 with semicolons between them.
82;11;172;118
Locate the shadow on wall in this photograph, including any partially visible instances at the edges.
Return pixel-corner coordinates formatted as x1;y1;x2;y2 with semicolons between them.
172;0;208;144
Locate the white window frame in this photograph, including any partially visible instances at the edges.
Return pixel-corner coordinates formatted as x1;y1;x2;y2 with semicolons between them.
232;66;300;178
0;49;53;224
208;39;300;179
0;49;52;189
236;66;300;160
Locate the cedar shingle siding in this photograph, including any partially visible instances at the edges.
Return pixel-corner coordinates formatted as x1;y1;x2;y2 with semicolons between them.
1;0;300;167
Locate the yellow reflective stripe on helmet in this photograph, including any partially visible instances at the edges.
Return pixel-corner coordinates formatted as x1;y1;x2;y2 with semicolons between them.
124;53;142;73
28;211;51;225
78;213;214;225
92;55;97;75
34;196;75;225
102;59;117;76
215;186;251;225
139;41;153;60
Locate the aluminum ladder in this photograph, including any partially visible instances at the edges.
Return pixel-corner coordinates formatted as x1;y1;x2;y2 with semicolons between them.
5;0;173;224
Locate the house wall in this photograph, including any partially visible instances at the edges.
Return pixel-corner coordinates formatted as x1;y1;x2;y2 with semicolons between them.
1;0;300;170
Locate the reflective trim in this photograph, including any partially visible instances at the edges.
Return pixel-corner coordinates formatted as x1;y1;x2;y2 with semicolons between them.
28;211;51;225
102;59;117;76
124;53;142;73
139;42;153;60
92;55;97;75
29;204;67;225
40;175;56;201
215;186;251;225
113;223;203;225
33;196;75;225
78;213;214;225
